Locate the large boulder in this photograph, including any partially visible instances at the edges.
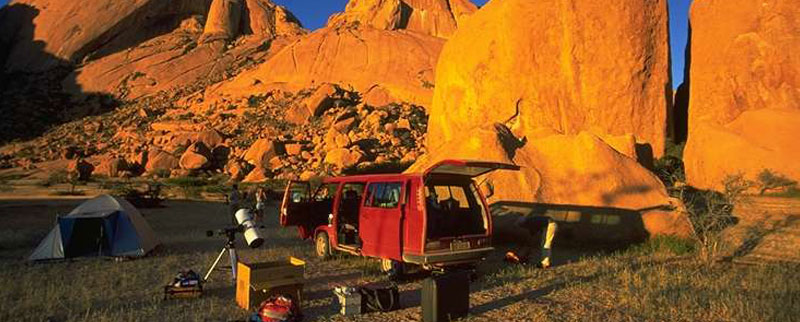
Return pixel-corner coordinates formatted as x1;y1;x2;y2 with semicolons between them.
94;156;128;177
243;138;279;167
683;0;800;190
426;0;671;158
325;148;364;169
145;149;179;174
409;126;685;239
411;128;670;210
179;142;212;170
201;0;243;43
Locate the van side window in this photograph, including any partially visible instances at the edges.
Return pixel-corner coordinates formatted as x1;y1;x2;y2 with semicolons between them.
365;182;403;208
313;183;339;201
429;185;470;209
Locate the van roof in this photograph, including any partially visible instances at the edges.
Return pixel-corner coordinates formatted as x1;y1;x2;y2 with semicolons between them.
322;172;421;183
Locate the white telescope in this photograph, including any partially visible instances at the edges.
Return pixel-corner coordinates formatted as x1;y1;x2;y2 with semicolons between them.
235;208;265;248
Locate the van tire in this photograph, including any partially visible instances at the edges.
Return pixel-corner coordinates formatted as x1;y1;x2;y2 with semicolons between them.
315;232;332;259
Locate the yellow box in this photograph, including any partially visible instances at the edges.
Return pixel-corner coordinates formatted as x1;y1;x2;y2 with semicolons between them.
236;257;306;310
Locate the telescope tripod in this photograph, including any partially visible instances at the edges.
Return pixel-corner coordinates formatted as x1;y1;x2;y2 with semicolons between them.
204;234;238;284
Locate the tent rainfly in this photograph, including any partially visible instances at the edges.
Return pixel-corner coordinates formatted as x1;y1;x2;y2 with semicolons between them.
29;194;160;261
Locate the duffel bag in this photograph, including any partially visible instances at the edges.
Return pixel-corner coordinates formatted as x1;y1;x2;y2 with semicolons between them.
359;282;400;313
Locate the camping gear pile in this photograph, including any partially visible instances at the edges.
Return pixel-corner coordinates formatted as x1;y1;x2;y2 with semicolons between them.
29;194;160;261
164;270;203;299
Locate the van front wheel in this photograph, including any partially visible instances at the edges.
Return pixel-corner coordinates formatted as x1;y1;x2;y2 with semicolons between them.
315;232;332;259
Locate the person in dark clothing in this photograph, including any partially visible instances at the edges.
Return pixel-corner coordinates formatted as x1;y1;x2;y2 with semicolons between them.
226;183;241;225
506;216;557;268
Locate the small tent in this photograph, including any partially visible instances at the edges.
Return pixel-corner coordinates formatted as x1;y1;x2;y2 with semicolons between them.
29;194;159;261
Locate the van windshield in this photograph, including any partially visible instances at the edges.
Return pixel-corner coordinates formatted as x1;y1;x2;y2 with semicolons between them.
424;178;487;239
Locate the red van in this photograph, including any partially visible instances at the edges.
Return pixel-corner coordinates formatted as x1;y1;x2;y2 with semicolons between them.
279;160;519;272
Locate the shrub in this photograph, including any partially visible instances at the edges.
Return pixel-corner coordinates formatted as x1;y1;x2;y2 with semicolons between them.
165;176;206;199
41;169;69;187
756;169;797;195
653;155;685;188
679;173;750;267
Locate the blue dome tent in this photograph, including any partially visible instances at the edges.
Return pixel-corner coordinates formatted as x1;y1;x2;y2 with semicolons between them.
29;195;160;261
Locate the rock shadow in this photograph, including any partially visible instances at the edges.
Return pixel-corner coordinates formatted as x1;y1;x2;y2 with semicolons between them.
0;3;122;144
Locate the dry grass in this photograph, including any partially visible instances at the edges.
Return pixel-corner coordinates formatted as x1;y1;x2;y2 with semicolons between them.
0;199;797;322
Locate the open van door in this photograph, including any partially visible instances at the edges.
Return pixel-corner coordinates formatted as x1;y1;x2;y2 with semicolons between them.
424;160;520;178
280;180;310;227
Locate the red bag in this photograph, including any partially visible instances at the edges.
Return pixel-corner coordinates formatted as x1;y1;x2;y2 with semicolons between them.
257;295;301;322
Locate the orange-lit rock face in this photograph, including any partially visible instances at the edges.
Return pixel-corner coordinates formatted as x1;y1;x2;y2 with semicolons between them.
683;0;800;190
1;0;304;100
1;0;211;72
328;0;476;38
427;0;671;158
411;128;671;210
204;26;444;108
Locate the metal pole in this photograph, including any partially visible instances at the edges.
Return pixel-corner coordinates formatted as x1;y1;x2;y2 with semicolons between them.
228;247;238;282
204;247;228;281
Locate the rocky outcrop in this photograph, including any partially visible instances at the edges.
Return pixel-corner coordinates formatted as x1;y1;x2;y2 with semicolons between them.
328;0;477;38
683;0;800;190
1;0;305;100
202;24;444;109
426;0;671;158
1;0;210;72
410;0;683;238
198;0;479;110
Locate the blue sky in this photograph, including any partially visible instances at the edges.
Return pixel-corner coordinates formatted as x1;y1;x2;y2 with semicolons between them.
1;0;691;87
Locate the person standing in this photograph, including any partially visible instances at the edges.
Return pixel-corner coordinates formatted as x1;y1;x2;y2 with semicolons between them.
226;183;241;225
255;187;267;224
505;216;558;268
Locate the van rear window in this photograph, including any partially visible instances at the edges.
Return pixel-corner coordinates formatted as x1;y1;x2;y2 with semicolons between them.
364;182;403;208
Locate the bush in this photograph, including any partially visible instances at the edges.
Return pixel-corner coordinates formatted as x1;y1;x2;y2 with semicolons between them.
165;176;206;199
756;169;797;195
41;169;69;187
678;173;750;267
653;155;685;188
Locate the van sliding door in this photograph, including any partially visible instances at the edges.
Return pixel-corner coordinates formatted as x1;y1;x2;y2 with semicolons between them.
359;182;404;260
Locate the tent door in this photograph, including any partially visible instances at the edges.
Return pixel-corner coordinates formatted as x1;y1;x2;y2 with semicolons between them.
60;217;114;258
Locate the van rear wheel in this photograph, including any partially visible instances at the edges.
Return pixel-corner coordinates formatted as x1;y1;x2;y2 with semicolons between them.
315;232;331;259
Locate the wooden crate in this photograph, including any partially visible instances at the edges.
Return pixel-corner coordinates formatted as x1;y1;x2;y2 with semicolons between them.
163;284;202;299
236;257;305;310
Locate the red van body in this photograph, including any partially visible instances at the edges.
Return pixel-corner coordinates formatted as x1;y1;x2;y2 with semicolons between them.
279;160;519;270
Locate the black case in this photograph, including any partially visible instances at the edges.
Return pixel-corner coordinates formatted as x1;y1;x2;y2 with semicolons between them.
360;282;400;313
421;271;470;321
